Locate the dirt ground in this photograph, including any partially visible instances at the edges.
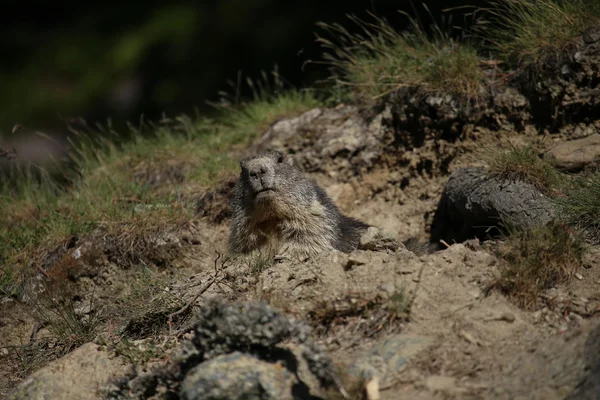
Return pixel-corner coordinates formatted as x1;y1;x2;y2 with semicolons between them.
3;136;598;399
3;36;600;396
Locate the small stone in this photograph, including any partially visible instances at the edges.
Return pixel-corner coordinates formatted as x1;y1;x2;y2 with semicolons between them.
424;375;457;392
72;247;81;259
498;312;516;323
358;227;401;252
345;257;366;271
458;330;481;346
575;273;583;280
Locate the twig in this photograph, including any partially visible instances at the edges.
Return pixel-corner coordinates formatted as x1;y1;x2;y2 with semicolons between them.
167;251;226;334
2;320;50;350
439;239;452;248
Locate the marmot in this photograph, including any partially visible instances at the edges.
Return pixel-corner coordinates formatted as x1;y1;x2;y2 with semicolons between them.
228;150;434;258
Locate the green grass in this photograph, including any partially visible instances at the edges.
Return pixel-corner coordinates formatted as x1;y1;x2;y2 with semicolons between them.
0;73;320;297
482;143;562;194
314;11;484;104
479;0;600;66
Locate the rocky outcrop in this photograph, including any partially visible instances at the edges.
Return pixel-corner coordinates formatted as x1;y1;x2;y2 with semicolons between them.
104;299;343;399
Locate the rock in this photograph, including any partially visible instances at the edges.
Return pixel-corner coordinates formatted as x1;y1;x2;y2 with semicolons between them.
8;343;130;400
358;227;401;252
255;105;387;178
105;299;343;399
430;167;557;245
180;352;296;400
546;134;600;171
348;334;434;387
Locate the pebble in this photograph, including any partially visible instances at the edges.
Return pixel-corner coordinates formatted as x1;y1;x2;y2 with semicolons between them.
498;312;516;323
575;273;583;280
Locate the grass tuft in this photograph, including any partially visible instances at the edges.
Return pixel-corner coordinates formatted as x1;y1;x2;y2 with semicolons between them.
490;222;584;309
314;10;484;104
479;0;600;66
554;170;600;243
482;143;562;194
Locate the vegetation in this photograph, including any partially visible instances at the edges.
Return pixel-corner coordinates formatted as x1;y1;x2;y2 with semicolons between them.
315;12;484;104
491;222;584;309
480;0;600;66
482;143;562;194
0;74;319;297
554;170;600;243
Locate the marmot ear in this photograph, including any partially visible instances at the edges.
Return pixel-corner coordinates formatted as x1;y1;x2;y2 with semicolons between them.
276;151;294;166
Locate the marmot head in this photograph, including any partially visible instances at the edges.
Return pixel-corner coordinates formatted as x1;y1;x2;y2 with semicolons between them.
237;151;307;208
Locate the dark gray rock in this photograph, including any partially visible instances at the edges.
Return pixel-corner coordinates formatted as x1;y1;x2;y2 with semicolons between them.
104;299;343;400
430;167;556;245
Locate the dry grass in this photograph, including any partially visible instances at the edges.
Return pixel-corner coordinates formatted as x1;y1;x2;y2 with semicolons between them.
482;142;562;194
478;0;600;66
554;169;600;243
308;289;410;337
314;10;484;104
490;222;584;309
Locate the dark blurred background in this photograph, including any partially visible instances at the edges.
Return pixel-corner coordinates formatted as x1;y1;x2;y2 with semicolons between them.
0;0;488;161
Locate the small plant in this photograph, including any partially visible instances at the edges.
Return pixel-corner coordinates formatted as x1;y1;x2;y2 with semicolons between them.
490;222;584;309
28;281;103;355
554;169;600;243
385;285;411;319
248;252;274;281
113;338;170;365
314;9;484;104
308;290;410;337
479;0;600;66
483;143;562;194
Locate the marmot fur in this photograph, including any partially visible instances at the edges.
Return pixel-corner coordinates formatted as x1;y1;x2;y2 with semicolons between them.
228;151;434;258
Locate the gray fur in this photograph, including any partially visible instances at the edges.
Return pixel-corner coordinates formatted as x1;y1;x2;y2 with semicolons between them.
228;151;370;257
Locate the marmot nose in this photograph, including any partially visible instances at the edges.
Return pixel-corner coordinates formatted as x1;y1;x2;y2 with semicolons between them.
250;167;268;178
